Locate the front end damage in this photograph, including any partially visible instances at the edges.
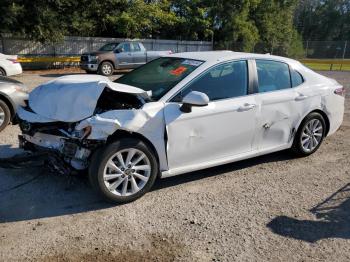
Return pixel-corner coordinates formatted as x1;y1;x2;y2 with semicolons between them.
0;75;166;175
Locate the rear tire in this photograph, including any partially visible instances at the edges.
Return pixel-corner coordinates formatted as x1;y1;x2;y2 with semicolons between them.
89;138;158;204
98;61;114;76
0;100;11;132
292;112;326;156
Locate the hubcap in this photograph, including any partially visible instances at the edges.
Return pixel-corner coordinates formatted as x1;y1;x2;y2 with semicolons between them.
301;119;323;152
0;106;5;126
102;64;112;75
103;148;151;197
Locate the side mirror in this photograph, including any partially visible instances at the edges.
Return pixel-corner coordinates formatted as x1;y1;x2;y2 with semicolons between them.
180;91;209;113
114;48;122;53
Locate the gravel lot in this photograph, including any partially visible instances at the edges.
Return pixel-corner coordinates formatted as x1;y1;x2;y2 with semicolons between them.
0;70;349;261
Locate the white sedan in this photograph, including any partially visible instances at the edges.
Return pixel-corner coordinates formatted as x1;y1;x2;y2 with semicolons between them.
15;51;345;203
0;53;23;76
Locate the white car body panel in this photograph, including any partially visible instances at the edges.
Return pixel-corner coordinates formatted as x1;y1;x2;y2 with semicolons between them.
18;51;345;177
0;53;22;76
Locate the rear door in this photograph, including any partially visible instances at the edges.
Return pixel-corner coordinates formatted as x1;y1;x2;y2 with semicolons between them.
253;59;304;151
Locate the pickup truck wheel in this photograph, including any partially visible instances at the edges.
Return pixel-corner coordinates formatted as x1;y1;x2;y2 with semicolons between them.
89;138;159;204
98;61;114;76
0;100;11;132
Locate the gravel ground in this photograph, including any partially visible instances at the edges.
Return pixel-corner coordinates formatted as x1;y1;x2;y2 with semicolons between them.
0;70;349;262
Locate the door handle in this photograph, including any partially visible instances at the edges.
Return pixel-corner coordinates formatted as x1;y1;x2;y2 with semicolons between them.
295;94;308;101
238;103;256;111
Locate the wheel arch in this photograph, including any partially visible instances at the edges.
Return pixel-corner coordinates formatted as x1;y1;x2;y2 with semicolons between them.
0;67;7;76
100;59;117;69
297;109;330;136
0;92;15;120
106;129;160;172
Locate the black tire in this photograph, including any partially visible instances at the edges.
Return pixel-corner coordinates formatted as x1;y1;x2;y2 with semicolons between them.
98;61;114;76
0;68;6;76
0;100;11;132
292;112;326;156
89;138;159;204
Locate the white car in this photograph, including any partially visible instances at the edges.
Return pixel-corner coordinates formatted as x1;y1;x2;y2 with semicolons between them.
0;53;23;76
15;51;345;203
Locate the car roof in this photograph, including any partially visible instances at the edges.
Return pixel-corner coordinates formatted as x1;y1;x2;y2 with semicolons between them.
169;51;299;65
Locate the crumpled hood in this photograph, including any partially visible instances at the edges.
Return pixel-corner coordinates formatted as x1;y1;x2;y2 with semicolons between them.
24;75;149;122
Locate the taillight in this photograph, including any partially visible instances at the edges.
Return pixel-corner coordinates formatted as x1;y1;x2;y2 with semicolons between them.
7;58;19;64
334;87;346;97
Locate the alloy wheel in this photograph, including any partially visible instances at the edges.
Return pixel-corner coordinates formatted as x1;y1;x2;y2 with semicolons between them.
103;148;151;197
102;64;112;75
0;106;5;126
300;119;324;152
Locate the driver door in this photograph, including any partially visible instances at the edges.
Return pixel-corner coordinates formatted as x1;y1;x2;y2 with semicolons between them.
164;60;257;171
114;43;133;68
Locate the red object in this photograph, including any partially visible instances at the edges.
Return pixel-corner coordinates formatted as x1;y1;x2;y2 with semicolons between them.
170;66;187;76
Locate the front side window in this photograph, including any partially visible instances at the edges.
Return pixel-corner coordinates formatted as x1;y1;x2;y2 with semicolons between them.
99;43;119;51
131;43;141;52
172;60;248;102
117;43;131;52
256;60;291;93
115;57;203;101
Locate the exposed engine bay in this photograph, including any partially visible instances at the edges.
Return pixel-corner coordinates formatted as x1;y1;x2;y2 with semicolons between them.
12;75;156;174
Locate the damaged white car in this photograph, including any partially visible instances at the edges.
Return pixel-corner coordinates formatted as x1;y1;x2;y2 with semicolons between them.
13;52;344;203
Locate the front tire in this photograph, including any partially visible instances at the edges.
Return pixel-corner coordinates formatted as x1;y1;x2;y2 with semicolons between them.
0;100;11;132
89;138;158;203
98;61;114;76
292;112;326;156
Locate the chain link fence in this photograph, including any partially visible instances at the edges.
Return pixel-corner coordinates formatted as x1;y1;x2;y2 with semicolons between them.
0;36;212;56
215;40;349;59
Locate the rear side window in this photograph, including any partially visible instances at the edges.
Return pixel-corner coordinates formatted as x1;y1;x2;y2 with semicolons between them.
256;60;291;93
291;70;304;87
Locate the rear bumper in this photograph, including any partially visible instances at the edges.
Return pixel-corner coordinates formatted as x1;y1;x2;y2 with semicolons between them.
80;63;98;71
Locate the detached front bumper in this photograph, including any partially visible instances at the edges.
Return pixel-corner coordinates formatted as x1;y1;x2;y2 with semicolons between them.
0;135;73;175
80;62;98;71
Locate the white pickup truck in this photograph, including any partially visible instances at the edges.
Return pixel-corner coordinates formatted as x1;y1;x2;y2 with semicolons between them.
80;41;172;76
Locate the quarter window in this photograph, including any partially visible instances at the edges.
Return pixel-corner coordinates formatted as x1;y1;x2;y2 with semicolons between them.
256;60;291;93
172;60;248;102
291;70;304;87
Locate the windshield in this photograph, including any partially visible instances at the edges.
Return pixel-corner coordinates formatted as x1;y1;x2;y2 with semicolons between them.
99;43;119;51
114;57;203;100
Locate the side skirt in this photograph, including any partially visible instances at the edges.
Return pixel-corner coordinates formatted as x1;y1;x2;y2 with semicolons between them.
160;143;291;178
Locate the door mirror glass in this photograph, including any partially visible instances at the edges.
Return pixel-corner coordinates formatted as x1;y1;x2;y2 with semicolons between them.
180;91;209;113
